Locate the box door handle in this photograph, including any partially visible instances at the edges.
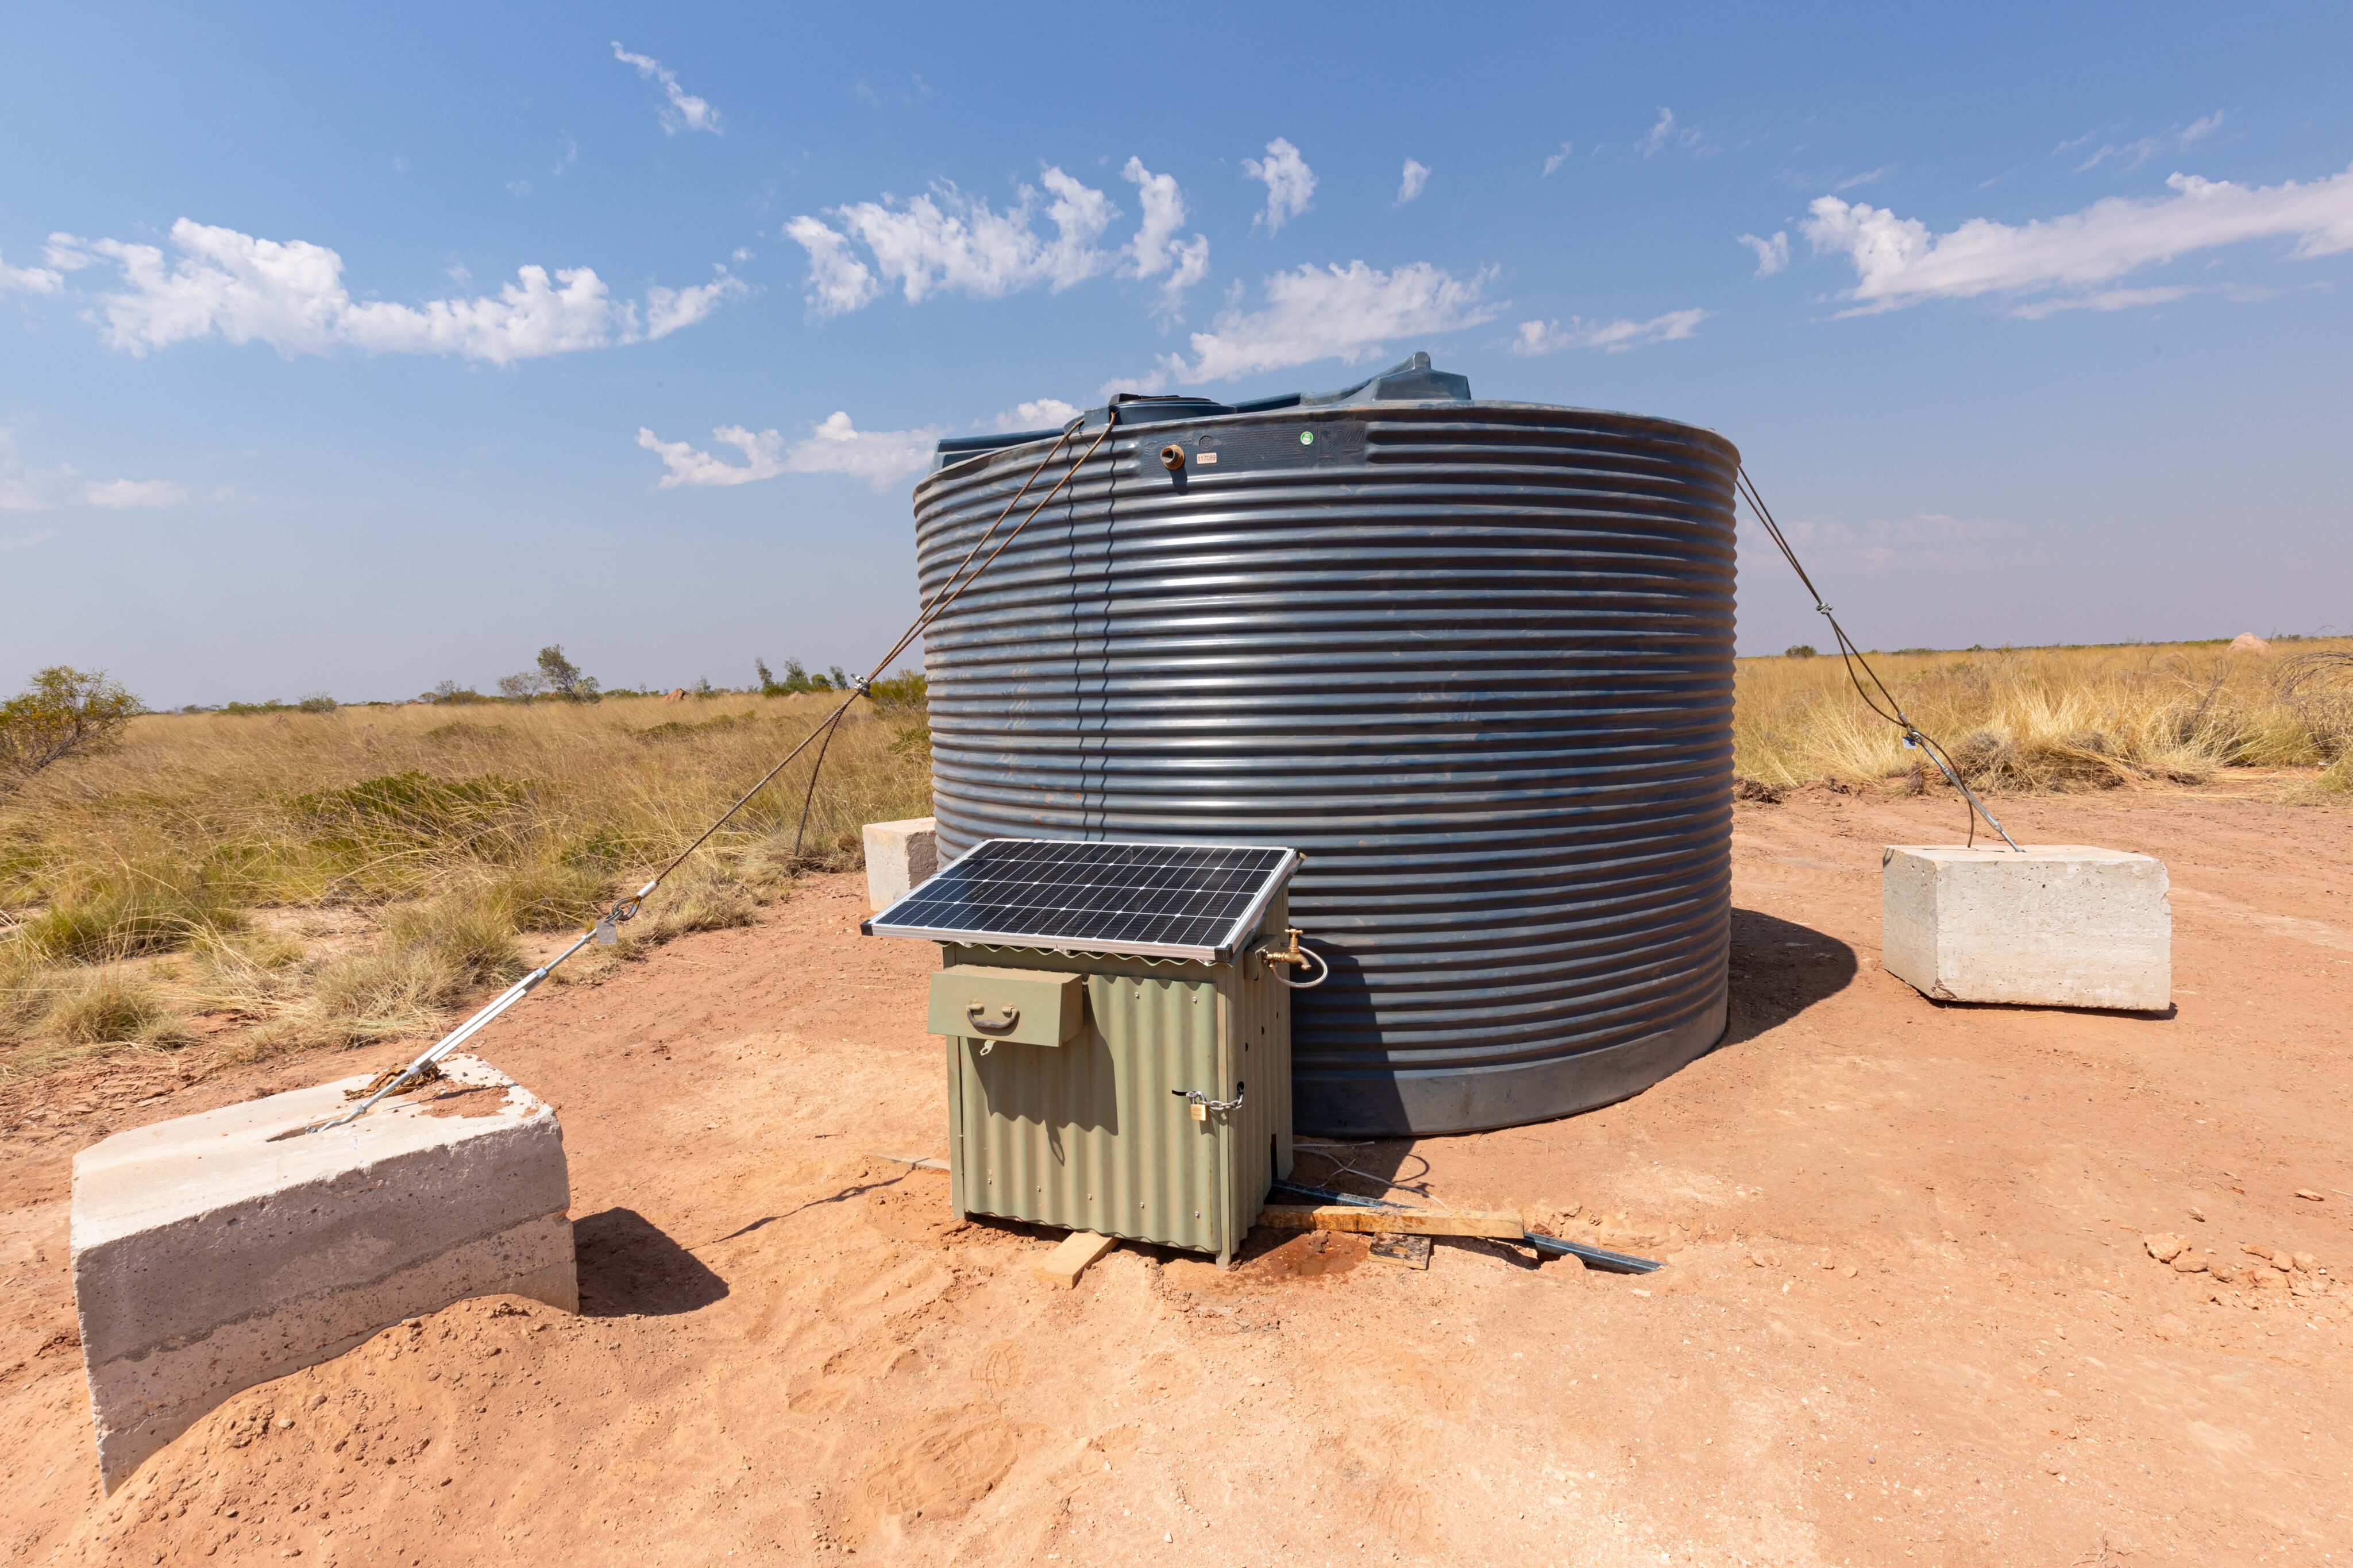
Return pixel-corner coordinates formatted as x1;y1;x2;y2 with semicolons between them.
967;1003;1021;1035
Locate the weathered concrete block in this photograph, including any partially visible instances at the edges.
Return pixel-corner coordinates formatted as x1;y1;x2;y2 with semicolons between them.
1881;844;2170;1010
864;816;939;912
71;1055;574;1492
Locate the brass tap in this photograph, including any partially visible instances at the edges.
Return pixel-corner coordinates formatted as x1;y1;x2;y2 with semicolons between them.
1262;928;1309;968
1159;444;1186;472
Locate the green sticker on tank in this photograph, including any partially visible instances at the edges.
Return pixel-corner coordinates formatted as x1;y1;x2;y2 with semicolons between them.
1298;430;1314;445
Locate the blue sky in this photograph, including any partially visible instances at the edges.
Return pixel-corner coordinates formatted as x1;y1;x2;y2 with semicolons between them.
4;3;2350;707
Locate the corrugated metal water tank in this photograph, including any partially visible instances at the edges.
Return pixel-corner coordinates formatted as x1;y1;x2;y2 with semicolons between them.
912;356;1738;1137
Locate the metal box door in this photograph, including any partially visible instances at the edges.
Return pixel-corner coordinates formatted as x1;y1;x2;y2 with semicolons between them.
947;970;1230;1256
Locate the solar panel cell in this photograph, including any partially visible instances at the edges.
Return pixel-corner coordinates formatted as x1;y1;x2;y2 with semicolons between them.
862;839;1298;961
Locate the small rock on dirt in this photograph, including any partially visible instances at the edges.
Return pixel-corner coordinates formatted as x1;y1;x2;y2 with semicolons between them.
2171;1252;2208;1273
2292;1252;2317;1273
2295;1189;2325;1202
2146;1233;2185;1263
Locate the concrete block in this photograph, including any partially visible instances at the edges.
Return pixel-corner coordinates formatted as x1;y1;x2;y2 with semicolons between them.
865;816;938;912
1881;844;2170;1010
71;1054;574;1492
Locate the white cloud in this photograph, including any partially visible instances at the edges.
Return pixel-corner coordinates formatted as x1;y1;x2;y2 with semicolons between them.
1097;372;1169;399
0;429;67;510
1737;231;1790;276
1638;107;1709;159
1158;260;1499;383
1242;138;1316;234
1802;163;2353;315
1;248;63;295
993;399;1082;432
782;215;879;316
1396;159;1430;204
1750;511;2000;572
42;219;743;363
611;43;722;136
637;424;780;487
788;168;1118;317
1121;158;1210;316
1541;142;1575;177
85;478;190;508
2078;111;2227;173
636;412;944;493
2005;284;2199;321
1833;166;1892;192
2180;111;2225;147
1510;308;1710;355
642;268;753;338
1;527;56;550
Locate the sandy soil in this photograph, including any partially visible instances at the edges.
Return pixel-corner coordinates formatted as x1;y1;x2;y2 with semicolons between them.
2;784;2349;1566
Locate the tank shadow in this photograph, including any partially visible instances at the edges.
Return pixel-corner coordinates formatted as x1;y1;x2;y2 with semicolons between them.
573;1207;730;1318
1279;907;1857;1198
1723;905;1861;1045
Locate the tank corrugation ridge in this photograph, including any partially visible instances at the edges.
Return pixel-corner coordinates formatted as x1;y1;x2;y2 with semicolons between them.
913;401;1737;1135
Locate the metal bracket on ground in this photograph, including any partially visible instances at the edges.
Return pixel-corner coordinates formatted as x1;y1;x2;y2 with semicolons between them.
1270;1179;1661;1274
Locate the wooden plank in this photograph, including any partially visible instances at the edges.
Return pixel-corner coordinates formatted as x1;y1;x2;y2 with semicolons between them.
1035;1230;1117;1289
1256;1204;1523;1239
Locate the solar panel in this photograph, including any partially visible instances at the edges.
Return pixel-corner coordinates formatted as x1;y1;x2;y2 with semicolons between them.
862;839;1299;962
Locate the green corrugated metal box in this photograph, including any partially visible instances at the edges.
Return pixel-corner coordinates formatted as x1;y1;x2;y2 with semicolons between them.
936;891;1294;1266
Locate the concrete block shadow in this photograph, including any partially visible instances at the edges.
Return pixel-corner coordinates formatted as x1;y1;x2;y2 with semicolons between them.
573;1208;728;1318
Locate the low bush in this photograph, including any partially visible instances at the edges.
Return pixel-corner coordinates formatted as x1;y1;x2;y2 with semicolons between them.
11;865;244;963
36;965;182;1045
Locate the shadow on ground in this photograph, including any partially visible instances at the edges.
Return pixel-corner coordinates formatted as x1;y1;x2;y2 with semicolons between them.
1725;906;1860;1045
574;1207;730;1317
1284;907;1859;1200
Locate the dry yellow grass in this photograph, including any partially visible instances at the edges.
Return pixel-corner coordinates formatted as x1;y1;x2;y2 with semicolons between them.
1;692;929;1080
1734;638;2353;793
6;641;2351;1086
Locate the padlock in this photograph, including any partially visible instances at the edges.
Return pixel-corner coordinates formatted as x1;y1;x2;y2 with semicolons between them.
1189;1100;1206;1122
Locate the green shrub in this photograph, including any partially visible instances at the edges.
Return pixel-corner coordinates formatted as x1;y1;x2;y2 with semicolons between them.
0;666;140;797
866;669;927;711
289;771;538;858
487;860;609;932
36;966;180;1045
13;866;244;963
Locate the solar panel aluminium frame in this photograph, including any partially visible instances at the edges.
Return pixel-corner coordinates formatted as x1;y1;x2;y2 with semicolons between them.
863;839;1302;962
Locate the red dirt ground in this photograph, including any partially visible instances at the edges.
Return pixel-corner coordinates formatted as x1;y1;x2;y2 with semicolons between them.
2;785;2349;1565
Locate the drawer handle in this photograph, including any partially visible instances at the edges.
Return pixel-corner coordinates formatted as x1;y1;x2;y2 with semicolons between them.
967;1002;1021;1036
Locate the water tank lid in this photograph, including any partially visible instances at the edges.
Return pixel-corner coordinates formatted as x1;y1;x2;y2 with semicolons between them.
1301;352;1473;407
928;352;1471;469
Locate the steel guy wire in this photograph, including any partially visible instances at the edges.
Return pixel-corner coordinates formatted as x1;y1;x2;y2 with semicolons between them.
304;412;1121;1134
1734;466;2020;852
